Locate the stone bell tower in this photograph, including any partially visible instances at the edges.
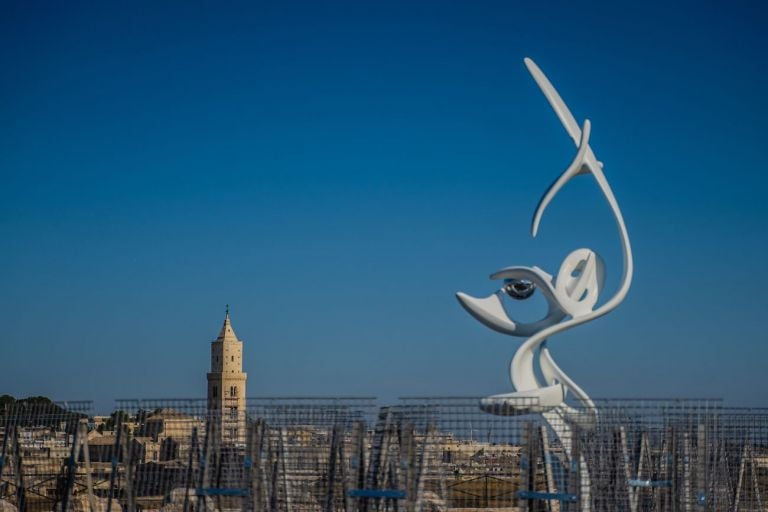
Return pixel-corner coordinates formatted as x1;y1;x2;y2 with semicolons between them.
207;305;247;442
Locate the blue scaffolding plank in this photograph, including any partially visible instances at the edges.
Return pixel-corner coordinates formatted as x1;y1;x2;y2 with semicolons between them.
628;479;672;488
517;491;579;503
195;488;250;497
348;489;407;499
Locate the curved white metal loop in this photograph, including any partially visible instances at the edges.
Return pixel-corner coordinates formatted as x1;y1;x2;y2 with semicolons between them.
555;248;605;317
532;119;592;238
459;265;560;335
456;244;604;339
523;57;603;169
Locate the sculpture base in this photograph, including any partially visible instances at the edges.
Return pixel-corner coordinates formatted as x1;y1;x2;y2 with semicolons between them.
479;384;566;416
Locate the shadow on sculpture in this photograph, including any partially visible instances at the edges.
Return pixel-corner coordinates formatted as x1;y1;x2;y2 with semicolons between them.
456;57;634;510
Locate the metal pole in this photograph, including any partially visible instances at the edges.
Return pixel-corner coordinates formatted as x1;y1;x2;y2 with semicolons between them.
106;412;124;512
61;420;80;512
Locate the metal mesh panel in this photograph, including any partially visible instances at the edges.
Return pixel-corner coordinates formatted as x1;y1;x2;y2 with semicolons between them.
582;399;722;512
399;397;579;511
0;400;93;512
246;397;377;512
711;408;768;512
2;398;768;511
110;398;379;512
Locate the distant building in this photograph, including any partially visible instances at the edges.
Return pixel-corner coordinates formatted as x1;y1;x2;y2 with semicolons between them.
141;408;200;442
206;306;247;443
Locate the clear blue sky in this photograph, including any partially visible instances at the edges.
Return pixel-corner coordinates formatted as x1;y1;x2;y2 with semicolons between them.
1;1;766;411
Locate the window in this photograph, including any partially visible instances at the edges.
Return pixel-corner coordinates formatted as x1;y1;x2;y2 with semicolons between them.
229;386;237;397
212;385;218;397
231;356;234;362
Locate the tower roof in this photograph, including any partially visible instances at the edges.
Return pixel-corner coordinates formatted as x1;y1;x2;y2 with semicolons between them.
216;305;240;342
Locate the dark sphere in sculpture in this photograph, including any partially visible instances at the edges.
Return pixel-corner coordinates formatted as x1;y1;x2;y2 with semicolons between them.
504;279;536;300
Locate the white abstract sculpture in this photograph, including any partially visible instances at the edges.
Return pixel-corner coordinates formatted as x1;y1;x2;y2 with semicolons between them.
457;57;633;424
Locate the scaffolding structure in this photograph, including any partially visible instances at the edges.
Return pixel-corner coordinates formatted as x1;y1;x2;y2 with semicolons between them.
1;398;766;511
